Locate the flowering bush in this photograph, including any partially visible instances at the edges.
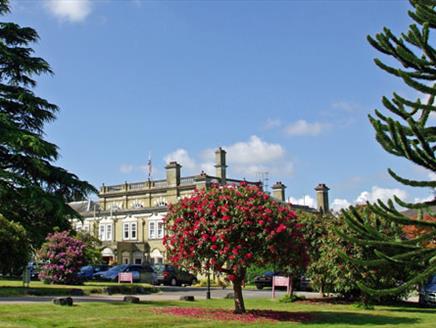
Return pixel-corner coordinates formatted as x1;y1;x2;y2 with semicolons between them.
164;183;307;313
37;231;86;285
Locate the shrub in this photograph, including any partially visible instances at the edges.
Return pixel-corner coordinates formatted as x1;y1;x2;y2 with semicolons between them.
37;231;86;285
0;215;30;276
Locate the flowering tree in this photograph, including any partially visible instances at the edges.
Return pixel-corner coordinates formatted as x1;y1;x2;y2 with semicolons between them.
37;231;86;285
164;183;307;313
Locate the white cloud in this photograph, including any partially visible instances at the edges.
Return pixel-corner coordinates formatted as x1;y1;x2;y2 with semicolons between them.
288;195;315;208
264;118;282;130
332;101;361;113
355;186;407;204
284;120;327;136
428;171;436;181
44;0;92;22
331;198;351;212
414;194;435;204
225;135;285;164
165;136;293;180
291;186;409;212
119;164;134;174
164;149;196;170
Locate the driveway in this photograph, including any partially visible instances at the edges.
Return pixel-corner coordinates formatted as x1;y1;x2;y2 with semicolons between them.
0;287;322;304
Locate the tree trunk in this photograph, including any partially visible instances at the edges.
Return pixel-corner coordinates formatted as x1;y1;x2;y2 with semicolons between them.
287;277;294;296
320;280;325;297
232;276;246;314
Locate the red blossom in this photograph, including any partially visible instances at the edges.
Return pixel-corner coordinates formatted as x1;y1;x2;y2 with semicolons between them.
227;274;236;281
276;224;287;233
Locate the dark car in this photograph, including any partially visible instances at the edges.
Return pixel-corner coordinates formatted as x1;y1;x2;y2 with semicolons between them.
78;264;110;281
153;264;197;286
419;275;436;307
253;272;311;291
94;264;156;284
253;271;279;290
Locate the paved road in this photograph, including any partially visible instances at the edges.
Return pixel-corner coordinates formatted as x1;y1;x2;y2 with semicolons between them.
0;287;323;304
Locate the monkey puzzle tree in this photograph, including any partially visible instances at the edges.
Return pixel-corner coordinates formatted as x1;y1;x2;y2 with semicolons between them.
0;0;96;246
164;183;307;314
341;0;436;297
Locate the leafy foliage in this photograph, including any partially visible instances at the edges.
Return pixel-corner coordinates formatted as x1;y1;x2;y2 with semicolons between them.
164;183;307;313
300;208;414;302
341;0;436;297
0;0;96;246
37;231;86;285
75;231;103;265
0;214;30;275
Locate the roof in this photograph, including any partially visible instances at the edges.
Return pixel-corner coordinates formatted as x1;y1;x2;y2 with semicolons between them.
69;200;100;213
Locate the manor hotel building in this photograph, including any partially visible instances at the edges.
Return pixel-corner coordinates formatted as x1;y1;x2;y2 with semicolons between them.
70;147;329;265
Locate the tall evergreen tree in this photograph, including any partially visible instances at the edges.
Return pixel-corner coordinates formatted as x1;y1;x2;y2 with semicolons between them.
0;0;96;246
341;0;436;297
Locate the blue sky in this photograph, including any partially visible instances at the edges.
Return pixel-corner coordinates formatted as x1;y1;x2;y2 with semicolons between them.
6;0;435;210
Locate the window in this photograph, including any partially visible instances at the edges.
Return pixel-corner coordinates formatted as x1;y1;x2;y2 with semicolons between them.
131;222;137;239
123;223;129;240
149;220;164;240
157;222;163;239
106;224;112;241
149;222;155;239
123;221;138;240
99;223;113;241
99;224;105;240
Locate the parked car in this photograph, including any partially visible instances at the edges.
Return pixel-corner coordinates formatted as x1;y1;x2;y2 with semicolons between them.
78;264;110;281
253;272;311;291
253;271;281;289
153;264;197;286
28;262;41;280
419;275;436;307
94;264;156;284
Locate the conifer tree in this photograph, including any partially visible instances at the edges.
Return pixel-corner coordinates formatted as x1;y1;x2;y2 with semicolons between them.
0;0;96;246
341;0;436;297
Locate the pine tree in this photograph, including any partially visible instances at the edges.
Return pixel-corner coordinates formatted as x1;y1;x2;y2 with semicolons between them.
0;0;96;246
340;0;436;297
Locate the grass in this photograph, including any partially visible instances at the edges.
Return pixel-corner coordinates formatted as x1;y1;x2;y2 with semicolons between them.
0;298;434;328
0;279;158;297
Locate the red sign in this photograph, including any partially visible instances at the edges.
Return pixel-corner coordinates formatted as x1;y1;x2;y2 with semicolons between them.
272;276;290;298
118;272;133;283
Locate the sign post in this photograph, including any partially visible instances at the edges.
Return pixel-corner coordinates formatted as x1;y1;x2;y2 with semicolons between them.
22;265;31;288
272;276;290;298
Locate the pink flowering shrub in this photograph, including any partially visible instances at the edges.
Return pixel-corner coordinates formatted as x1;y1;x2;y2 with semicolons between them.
37;231;86;285
164;183;308;313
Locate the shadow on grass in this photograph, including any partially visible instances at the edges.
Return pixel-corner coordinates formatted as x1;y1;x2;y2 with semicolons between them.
304;311;419;326
370;301;436;314
106;300;182;307
0;286;82;297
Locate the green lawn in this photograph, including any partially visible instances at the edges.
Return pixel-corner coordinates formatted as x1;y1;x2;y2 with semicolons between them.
0;299;434;328
0;279;158;297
